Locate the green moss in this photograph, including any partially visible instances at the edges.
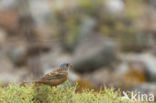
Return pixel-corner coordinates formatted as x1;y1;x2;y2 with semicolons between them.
0;82;150;103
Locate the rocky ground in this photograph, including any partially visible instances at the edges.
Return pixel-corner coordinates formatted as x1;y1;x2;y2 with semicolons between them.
0;0;155;97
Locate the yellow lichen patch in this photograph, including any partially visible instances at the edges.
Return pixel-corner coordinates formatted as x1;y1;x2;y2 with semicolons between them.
124;67;146;87
76;78;95;92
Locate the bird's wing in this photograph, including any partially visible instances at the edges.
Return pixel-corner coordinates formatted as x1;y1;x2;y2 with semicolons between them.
39;70;67;81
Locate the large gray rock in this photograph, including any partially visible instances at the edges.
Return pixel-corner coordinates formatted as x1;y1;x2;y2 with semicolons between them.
7;41;27;66
72;36;118;73
0;0;17;10
118;53;156;82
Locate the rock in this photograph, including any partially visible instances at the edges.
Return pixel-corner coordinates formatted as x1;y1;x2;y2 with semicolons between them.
123;67;147;88
84;68;126;89
104;0;124;15
84;66;147;90
0;0;17;10
140;53;156;81
72;36;118;73
84;69;114;88
119;53;156;81
116;57;147;85
7;40;27;66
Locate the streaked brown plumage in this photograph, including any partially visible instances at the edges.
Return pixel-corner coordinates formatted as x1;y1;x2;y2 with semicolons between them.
35;63;72;86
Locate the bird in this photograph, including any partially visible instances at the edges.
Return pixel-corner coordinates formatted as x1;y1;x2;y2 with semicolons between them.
34;63;72;86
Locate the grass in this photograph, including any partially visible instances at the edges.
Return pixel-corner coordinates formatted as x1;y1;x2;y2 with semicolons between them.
0;81;151;103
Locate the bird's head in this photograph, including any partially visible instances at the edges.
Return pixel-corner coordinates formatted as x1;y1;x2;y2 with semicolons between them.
60;63;72;72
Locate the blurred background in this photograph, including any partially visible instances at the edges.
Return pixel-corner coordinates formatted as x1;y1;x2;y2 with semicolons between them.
0;0;156;96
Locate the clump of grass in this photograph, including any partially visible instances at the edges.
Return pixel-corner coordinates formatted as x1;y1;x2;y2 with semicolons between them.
0;81;150;103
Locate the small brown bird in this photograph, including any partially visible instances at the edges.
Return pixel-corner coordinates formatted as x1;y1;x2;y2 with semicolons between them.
35;63;72;86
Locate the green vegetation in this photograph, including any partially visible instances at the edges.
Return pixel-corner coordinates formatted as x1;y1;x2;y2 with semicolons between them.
0;82;149;103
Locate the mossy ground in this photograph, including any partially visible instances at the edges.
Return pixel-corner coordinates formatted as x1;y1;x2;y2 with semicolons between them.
0;81;150;103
